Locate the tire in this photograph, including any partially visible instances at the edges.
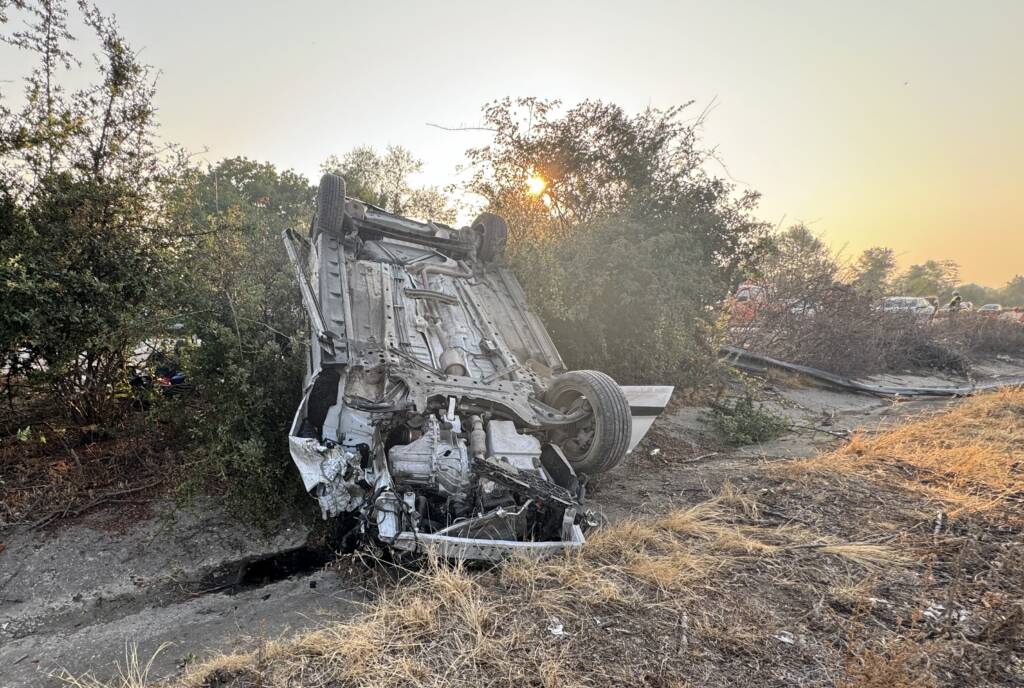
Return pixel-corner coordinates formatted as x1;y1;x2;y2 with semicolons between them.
471;212;508;262
544;370;632;474
313;173;346;237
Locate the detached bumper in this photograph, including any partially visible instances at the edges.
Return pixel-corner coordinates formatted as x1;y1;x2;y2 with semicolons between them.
388;508;586;562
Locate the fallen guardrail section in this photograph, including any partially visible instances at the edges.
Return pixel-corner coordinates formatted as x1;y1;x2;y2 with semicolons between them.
720;346;1024;398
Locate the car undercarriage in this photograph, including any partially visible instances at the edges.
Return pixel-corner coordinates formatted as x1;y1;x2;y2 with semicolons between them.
283;173;672;560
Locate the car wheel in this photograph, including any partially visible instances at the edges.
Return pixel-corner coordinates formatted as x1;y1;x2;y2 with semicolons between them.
544;370;632;474
471;212;508;262
313;173;346;237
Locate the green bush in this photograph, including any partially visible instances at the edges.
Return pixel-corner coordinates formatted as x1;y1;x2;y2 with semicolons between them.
464;98;770;391
0;2;178;423
512;210;726;390
706;396;790;446
164;158;314;522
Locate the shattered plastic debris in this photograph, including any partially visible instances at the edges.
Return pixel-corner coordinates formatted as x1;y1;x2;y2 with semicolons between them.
923;602;969;622
547;616;567;637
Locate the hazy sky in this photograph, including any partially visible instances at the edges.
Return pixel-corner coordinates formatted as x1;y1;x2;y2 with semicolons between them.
3;1;1021;285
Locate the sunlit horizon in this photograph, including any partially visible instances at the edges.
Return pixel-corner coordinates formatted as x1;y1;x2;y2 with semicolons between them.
2;0;1019;286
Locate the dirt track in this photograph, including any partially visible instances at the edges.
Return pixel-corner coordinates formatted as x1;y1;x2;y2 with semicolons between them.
0;498;368;686
2;361;1021;687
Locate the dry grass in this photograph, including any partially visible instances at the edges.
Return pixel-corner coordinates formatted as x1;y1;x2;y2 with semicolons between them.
61;643;172;688
75;486;905;688
792;389;1024;516
816;543;909;568
838;645;938;688
71;392;1024;688
0;412;174;528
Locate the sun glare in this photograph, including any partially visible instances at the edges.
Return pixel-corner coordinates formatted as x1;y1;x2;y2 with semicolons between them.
526;174;547;195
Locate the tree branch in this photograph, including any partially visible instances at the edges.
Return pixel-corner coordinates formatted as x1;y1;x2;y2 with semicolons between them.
426;122;497;133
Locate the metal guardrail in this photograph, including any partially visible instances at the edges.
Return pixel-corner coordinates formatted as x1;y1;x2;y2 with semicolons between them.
720;346;1024;398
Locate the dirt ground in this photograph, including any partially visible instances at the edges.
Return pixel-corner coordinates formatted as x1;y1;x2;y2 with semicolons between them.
2;360;1022;687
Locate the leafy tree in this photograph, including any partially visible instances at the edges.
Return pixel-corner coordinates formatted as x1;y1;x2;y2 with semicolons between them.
895;260;960;299
955;283;1000;307
756;224;838;297
466;98;766;264
463;98;770;387
999;275;1024;306
851;247;897;295
951;276;1024;308
321;145;456;223
0;0;179;420
513;210;725;387
164;158;313;519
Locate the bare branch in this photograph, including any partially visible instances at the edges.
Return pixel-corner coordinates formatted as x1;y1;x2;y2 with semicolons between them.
426;122;497;133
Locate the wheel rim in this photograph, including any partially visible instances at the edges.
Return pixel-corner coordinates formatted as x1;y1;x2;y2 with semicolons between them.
548;389;597;463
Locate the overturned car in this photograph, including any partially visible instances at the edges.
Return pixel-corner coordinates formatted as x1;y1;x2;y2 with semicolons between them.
283;173;672;560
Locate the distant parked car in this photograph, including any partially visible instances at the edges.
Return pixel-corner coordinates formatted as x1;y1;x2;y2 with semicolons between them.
977;304;1003;316
726;283;817;325
881;296;936;321
727;283;768;325
998;307;1023;324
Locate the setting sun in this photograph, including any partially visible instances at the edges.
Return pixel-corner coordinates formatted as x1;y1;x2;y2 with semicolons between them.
526;173;547;195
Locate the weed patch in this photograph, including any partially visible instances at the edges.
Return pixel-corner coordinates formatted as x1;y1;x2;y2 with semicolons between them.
706;395;790;446
792;389;1024;516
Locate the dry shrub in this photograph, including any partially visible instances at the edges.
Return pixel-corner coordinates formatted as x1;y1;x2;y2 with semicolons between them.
794;388;1024;515
839;645;937;688
732;284;971;377
931;312;1024;358
735;285;1024;379
728;233;1006;376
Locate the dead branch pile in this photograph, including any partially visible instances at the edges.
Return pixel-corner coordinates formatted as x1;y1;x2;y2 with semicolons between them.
932;314;1024;359
730;285;971;377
